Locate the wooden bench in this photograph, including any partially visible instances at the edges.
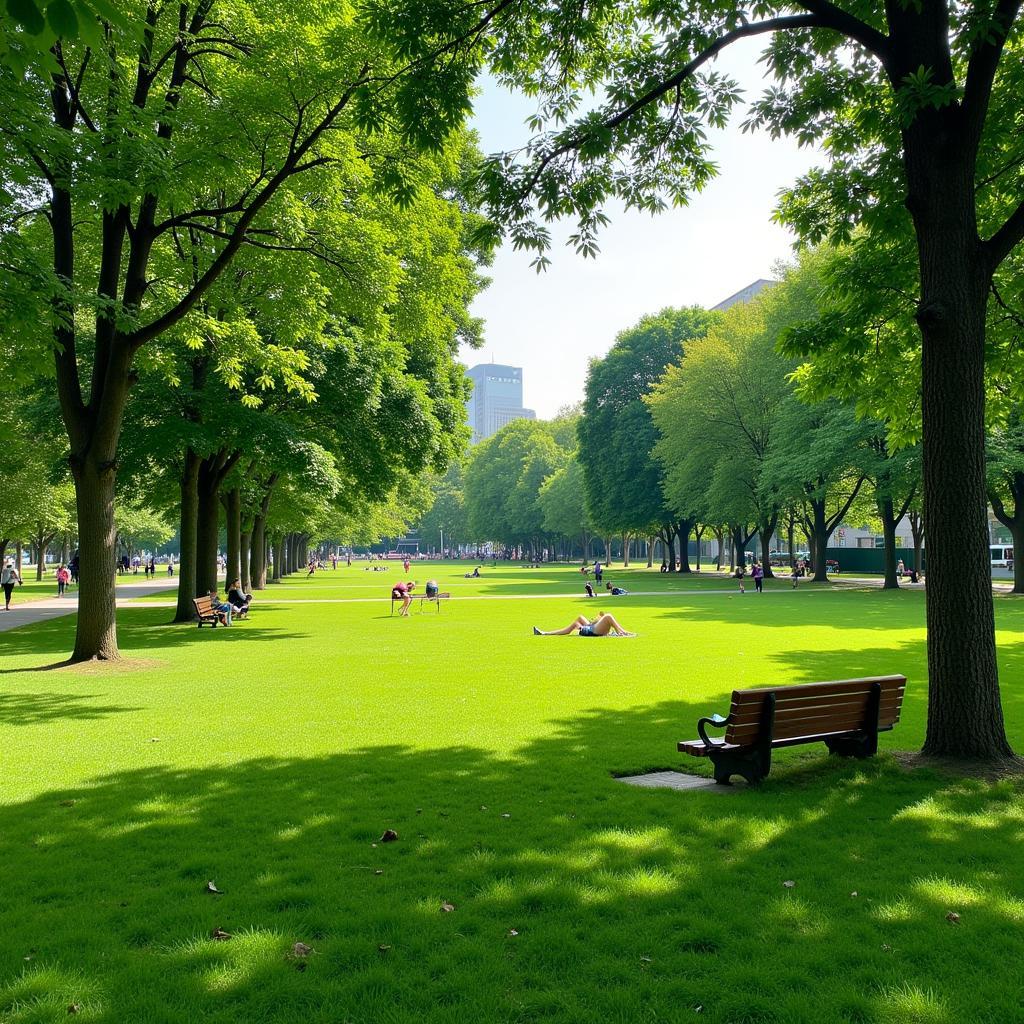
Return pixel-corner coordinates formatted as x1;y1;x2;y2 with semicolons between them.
193;595;225;628
417;591;451;613
679;675;906;784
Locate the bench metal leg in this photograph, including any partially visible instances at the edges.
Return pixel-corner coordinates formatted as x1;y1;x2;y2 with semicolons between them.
824;682;881;759
708;693;775;784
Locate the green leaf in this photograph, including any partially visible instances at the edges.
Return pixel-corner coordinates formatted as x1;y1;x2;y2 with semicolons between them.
6;0;46;35
46;0;78;39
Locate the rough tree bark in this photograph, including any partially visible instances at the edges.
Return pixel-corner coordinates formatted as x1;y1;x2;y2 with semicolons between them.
174;451;201;623
223;487;241;589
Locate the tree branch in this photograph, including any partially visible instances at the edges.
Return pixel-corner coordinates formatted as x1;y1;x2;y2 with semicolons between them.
520;14;847;196
985;196;1024;270
961;0;1021;148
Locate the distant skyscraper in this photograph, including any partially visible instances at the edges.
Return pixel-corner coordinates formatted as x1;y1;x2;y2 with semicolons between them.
465;363;536;443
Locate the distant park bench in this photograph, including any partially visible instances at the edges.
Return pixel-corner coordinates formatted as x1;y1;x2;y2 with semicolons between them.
679;675;906;784
417;591;451;613
192;595;225;627
390;591;452;614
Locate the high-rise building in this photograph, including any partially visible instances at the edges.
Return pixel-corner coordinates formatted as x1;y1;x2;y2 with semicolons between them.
711;278;775;311
465;363;536;443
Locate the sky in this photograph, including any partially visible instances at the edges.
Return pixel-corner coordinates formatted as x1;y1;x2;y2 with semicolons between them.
462;37;822;419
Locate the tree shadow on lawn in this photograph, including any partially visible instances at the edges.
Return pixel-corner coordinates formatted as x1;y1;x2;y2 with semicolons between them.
0;690;141;726
0;611;313;668
2;699;1022;1024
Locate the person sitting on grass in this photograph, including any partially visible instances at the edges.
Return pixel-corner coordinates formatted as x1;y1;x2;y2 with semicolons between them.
464;566;481;578
227;580;252;617
605;583;629;596
533;612;635;637
392;580;416;616
208;589;234;626
584;582;595;597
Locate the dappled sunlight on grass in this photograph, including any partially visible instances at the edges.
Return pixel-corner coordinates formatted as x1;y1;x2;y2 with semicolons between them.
2;567;1024;1021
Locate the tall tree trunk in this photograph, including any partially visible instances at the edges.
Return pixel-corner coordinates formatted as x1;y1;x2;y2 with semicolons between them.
622;532;630;567
69;459;119;661
909;512;925;574
35;533;46;581
713;527;724;570
676;519;693;572
991;481;1024;595
914;208;1010;757
224;487;241;589
646;535;654;568
174;451;201;622
272;533;284;582
240;526;252;593
759;514;778;578
809;500;829;583
879;495;900;590
251;516;268;590
195;459;221;597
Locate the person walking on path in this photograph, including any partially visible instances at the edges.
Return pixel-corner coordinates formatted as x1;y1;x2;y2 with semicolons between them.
736;562;746;594
2;561;22;610
752;561;764;594
56;564;70;597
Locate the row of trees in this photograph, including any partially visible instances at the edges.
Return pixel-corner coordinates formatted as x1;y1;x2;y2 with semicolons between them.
1;0;492;654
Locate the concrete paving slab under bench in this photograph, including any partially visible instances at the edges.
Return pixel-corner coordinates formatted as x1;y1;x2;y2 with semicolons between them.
616;770;743;792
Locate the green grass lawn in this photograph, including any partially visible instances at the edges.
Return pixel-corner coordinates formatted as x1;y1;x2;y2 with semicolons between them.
2;564;1023;1024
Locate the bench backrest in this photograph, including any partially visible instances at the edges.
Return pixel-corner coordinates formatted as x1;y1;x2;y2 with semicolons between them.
193;596;215;614
725;675;906;746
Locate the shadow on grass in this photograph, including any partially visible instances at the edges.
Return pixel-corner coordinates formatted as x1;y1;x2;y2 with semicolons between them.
0;611;313;665
1;698;1022;1023
0;690;141;725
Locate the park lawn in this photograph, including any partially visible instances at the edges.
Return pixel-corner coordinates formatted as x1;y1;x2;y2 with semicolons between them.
126;561;794;602
2;572;1024;1024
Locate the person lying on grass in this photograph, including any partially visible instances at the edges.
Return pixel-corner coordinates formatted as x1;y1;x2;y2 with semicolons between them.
533;613;635;637
605;583;629;596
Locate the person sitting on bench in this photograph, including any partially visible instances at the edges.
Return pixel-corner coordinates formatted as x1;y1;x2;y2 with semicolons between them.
605;583;629;595
208;589;234;626
533;612;635;637
392;580;416;616
227;580;252;616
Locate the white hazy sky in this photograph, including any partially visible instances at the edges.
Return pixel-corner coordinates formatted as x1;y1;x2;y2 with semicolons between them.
462;37;821;419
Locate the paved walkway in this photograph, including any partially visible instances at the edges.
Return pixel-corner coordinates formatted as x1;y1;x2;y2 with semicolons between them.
0;580;177;633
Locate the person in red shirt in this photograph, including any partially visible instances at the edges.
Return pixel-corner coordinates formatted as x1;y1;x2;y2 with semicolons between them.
391;580;416;617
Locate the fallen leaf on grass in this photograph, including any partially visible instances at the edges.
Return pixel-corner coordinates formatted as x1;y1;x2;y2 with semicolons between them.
440;902;455;913
946;911;961;924
205;880;223;894
501;813;511;819
508;929;518;937
148;738;160;743
67;1004;81;1015
59;800;76;808
380;829;399;843
850;892;858;897
374;869;384;876
378;944;391;953
210;928;232;941
640;956;653;963
782;880;796;889
694;1006;703;1014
